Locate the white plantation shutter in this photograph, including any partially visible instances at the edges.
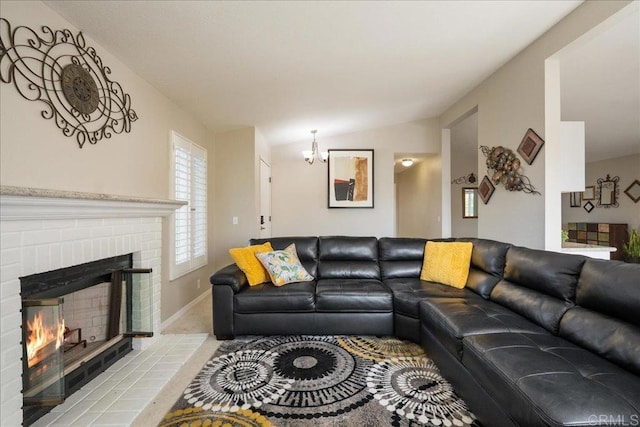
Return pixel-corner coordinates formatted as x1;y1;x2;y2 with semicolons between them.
170;132;207;279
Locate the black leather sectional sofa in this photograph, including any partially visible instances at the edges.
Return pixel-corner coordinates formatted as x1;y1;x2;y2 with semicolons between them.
210;236;640;427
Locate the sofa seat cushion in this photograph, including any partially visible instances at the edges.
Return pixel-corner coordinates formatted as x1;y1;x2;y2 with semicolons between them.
234;281;316;313
419;298;546;360
316;279;392;312
463;332;640;426
386;278;481;318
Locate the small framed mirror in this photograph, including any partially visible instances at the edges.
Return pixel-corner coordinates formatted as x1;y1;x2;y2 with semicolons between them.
597;174;619;208
463;187;478;218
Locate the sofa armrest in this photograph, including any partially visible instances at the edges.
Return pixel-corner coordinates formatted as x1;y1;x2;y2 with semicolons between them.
210;263;248;293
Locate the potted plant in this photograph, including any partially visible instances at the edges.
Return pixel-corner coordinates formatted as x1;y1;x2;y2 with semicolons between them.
623;228;640;263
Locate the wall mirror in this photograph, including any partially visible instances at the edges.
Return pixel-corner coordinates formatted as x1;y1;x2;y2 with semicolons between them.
463;187;478;218
596;174;619;208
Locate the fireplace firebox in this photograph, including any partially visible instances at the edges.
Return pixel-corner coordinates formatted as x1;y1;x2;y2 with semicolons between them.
20;254;153;426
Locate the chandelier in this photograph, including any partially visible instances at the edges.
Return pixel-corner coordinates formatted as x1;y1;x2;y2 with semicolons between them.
303;130;328;165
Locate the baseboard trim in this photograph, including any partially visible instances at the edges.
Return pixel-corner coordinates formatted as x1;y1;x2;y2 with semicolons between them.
160;288;211;332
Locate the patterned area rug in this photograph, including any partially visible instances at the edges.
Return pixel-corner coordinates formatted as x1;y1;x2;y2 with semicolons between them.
160;336;480;427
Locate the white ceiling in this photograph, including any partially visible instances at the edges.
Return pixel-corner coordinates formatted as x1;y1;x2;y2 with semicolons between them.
44;0;582;145
560;5;640;162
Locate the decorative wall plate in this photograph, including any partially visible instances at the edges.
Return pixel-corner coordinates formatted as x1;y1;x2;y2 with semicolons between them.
61;63;99;115
0;18;138;148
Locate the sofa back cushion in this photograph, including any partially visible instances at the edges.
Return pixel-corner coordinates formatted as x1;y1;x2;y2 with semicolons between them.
456;238;510;299
559;260;640;375
490;246;586;334
318;236;380;279
251;236;319;278
379;237;427;280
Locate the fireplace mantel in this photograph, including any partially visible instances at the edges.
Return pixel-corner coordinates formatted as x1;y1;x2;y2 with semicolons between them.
0;186;186;220
0;185;173;425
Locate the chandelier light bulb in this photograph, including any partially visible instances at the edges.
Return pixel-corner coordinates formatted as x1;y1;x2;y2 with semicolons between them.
302;129;327;165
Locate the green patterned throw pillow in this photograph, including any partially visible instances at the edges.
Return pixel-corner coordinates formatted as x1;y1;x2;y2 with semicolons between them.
255;243;314;286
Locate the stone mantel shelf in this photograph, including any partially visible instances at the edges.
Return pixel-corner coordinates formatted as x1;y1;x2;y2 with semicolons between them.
0;185;187;220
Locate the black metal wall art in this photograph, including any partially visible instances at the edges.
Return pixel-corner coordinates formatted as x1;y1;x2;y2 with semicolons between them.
451;172;477;185
0;18;138;148
596;174;620;208
480;145;540;195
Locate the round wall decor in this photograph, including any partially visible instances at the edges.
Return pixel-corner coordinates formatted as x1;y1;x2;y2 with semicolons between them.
61;64;99;115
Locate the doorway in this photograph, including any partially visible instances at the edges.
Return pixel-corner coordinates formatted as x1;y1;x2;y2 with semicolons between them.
259;158;272;238
395;154;441;238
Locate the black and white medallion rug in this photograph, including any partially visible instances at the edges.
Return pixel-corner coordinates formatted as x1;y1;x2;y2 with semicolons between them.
160;336;480;427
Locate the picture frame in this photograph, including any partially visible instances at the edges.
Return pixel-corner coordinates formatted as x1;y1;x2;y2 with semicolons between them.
569;192;581;207
624;179;640;203
517;128;545;165
581;186;595;201
328;149;374;208
583;201;594;213
478;175;495;205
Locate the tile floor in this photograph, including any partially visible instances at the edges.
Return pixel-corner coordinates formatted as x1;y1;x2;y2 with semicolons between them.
32;334;208;427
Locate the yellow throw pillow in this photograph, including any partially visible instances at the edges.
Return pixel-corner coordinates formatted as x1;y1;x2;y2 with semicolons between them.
229;242;274;286
420;241;473;289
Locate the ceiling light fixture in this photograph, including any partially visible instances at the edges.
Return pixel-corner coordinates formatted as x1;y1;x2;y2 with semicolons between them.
401;159;414;167
303;130;328;165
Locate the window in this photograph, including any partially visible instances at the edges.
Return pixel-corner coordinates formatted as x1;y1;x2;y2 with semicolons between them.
462;187;478;219
170;131;207;280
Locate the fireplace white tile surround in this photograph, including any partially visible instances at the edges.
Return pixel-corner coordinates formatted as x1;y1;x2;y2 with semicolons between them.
0;186;186;425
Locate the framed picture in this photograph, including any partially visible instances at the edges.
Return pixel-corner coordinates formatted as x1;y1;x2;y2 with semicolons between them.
583;201;594;213
517;128;545;165
478;175;495;204
581;186;595;201
624;179;640;203
328;149;374;208
569;192;581;207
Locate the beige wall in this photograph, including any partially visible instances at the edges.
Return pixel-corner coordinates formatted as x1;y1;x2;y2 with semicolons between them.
270;118;441;237
396;156;442;238
0;1;214;323
450;113;478;238
562;154;640;231
439;0;631;249
212;127;264;269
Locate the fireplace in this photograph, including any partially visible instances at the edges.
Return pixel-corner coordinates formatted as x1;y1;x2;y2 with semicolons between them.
0;186;184;426
20;254;153;425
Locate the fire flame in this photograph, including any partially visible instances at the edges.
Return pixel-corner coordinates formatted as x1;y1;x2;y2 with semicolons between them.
26;310;65;367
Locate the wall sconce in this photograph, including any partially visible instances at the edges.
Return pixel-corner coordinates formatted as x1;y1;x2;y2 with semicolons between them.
303;130;328;165
401;159;414;167
451;172;477;185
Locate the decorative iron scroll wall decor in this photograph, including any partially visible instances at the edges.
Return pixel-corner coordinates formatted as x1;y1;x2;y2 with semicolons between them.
451;172;477;185
0;18;138;148
480;145;540;195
